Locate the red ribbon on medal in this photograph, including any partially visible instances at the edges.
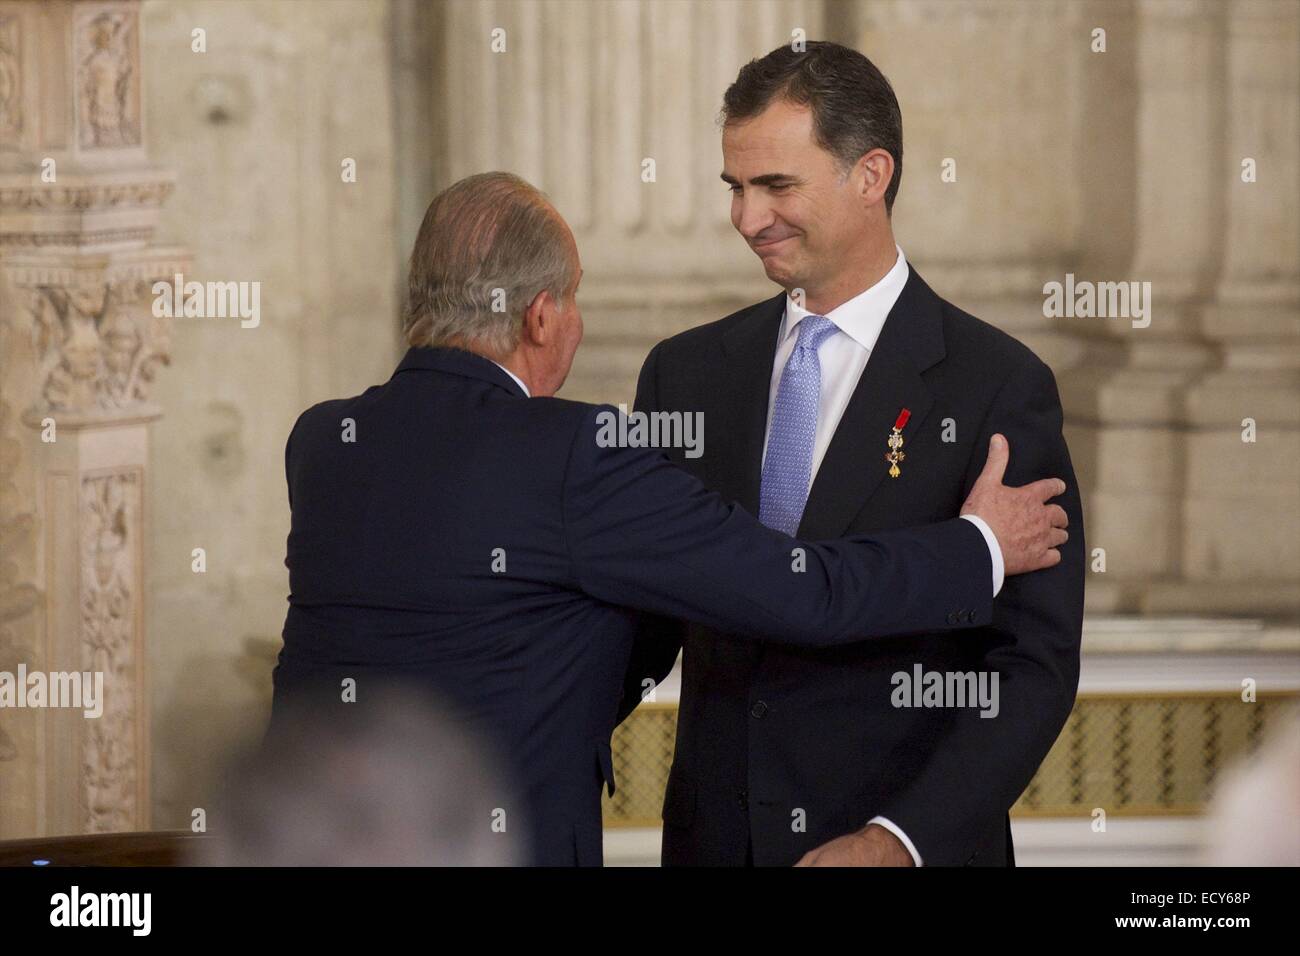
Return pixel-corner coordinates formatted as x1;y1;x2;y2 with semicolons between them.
886;408;910;478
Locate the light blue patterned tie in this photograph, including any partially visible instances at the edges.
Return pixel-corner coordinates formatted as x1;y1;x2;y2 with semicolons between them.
758;314;839;535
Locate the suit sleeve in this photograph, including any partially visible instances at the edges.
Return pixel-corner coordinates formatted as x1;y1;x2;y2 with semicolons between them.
285;415;299;509
562;402;996;649
616;343;688;725
872;356;1085;865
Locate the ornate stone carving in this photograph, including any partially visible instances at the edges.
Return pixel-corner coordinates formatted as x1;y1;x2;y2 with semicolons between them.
26;278;171;416
0;172;178;251
0;267;39;763
0;397;38;764
76;10;139;150
0;180;175;212
0;14;20;146
0;0;173;839
79;470;140;832
0;227;155;249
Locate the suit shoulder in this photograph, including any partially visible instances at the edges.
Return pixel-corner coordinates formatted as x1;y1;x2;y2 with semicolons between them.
290;393;368;437
938;299;1055;385
651;293;782;358
502;396;617;454
518;394;603;427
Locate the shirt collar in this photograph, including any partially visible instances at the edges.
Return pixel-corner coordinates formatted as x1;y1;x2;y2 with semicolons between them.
780;244;910;351
490;360;531;397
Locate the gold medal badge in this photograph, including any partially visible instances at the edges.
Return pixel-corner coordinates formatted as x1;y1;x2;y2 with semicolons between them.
885;408;911;478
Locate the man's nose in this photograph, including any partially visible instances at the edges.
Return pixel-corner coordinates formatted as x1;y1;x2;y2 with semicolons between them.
734;196;775;241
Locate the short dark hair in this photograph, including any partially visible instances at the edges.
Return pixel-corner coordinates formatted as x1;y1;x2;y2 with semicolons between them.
721;41;903;215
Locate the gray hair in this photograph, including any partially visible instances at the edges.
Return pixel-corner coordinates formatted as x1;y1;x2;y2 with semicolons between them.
403;172;577;355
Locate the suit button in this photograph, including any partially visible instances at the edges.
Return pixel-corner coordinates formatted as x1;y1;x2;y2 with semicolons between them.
750;700;768;719
960;609;972;623
737;789;748;811
946;612;959;625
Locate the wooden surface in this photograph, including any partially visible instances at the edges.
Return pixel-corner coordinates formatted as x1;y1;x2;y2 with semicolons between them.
0;831;210;867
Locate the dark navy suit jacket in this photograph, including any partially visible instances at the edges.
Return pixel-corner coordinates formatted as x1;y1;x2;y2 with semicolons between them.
622;266;1085;867
271;345;993;865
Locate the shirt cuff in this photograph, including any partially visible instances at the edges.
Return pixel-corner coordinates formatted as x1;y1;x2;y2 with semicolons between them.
867;816;923;867
959;513;1004;598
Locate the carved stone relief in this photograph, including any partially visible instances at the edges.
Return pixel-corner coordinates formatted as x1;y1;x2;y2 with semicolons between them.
80;469;140;832
76;9;140;150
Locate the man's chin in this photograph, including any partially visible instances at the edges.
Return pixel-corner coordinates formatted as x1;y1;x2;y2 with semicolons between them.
760;259;798;289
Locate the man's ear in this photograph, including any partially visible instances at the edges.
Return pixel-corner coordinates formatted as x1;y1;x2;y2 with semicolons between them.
856;148;893;208
521;289;553;347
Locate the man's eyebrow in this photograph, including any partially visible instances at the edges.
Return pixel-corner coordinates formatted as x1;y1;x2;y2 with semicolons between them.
720;172;798;187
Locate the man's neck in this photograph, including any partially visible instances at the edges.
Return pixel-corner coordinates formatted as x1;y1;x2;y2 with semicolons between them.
798;233;898;316
446;339;538;397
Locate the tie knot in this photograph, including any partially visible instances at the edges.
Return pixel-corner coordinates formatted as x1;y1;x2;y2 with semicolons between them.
794;314;837;352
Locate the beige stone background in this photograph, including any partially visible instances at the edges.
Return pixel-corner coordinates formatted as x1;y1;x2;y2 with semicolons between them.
1;0;1296;850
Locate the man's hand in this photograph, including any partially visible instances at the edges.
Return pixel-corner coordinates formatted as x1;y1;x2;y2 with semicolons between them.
961;433;1069;577
794;823;915;867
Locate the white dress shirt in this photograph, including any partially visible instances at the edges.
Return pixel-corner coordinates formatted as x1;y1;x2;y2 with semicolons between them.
759;244;1004;866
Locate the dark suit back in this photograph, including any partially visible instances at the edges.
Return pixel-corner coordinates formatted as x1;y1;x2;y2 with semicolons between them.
274;349;625;865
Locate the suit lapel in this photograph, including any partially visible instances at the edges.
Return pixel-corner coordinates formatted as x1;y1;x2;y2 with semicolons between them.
797;267;948;541
718;293;785;514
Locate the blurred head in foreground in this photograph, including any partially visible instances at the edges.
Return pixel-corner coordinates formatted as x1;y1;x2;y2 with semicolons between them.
203;681;526;866
1203;715;1300;866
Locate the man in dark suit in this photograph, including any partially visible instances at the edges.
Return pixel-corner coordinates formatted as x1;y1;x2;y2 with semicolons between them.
272;171;1069;866
620;42;1085;867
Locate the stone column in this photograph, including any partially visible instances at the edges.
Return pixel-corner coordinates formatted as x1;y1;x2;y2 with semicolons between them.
1168;0;1300;616
1055;0;1225;613
0;0;188;837
1065;0;1299;617
850;0;1104;590
428;0;826;402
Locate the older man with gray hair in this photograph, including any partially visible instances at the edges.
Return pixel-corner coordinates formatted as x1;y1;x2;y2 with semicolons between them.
268;171;1069;866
